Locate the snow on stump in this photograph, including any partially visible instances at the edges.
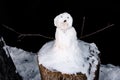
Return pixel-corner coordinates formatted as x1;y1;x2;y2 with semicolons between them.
38;12;100;80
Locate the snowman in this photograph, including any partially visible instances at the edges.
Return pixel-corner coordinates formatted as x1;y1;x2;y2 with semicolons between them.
54;12;78;50
38;13;100;80
38;12;88;74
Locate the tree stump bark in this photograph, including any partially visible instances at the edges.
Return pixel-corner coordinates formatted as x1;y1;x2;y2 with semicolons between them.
39;64;87;80
39;62;100;80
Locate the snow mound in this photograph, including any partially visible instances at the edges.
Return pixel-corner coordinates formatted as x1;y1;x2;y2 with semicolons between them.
38;40;100;79
5;46;41;80
4;45;120;80
99;64;120;80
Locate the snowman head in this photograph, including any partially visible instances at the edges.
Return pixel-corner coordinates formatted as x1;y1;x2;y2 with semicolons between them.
54;12;73;30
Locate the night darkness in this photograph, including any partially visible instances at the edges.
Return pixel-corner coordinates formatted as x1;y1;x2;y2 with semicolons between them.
0;0;120;66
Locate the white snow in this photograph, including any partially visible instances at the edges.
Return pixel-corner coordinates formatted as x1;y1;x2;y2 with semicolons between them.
1;37;10;57
5;46;41;80
38;12;100;80
99;64;120;80
54;12;73;30
3;45;120;80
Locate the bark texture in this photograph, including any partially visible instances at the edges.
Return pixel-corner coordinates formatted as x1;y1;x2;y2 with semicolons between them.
39;64;87;80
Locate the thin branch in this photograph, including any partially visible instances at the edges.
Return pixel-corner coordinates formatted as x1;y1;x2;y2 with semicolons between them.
2;24;21;34
80;24;114;39
18;34;54;39
80;16;85;37
2;24;54;40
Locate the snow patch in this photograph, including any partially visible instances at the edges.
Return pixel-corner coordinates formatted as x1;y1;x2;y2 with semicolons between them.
7;46;41;80
4;45;120;80
99;64;120;80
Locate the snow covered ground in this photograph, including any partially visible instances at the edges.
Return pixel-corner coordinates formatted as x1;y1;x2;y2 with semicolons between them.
4;46;41;80
99;64;120;80
4;45;120;80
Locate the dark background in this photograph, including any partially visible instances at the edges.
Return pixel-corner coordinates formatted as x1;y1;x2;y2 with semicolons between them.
0;0;120;65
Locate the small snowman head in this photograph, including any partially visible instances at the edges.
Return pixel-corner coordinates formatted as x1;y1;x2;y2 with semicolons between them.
54;12;73;30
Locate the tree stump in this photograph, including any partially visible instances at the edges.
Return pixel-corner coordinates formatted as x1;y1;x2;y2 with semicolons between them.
39;64;87;80
39;63;100;80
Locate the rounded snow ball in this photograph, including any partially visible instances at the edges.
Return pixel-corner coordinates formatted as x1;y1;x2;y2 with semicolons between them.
54;12;73;30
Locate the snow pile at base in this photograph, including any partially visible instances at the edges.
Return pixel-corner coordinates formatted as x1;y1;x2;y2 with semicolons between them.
99;64;120;80
4;45;120;80
38;40;100;79
5;46;41;80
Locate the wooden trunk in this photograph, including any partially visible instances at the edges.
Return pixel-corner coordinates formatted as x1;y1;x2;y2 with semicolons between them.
39;64;87;80
39;63;100;80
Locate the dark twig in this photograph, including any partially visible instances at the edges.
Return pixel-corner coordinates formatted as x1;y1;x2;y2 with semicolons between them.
18;34;54;39
2;24;21;35
2;24;54;40
80;16;85;37
80;24;114;39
